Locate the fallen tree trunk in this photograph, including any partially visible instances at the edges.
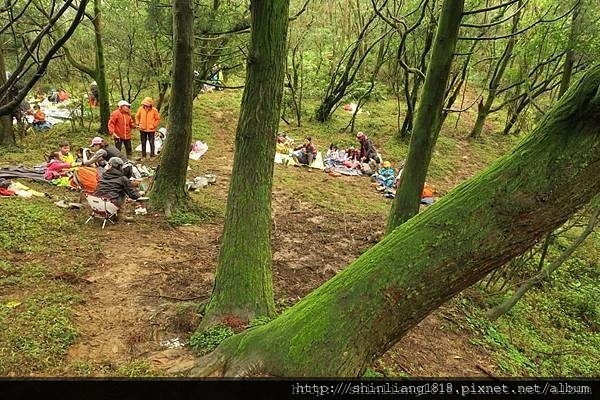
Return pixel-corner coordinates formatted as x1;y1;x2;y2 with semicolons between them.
180;64;600;377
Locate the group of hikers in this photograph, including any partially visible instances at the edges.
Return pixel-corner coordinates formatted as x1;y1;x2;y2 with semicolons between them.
107;97;162;160
278;130;437;202
44;137;141;207
41;95;163;209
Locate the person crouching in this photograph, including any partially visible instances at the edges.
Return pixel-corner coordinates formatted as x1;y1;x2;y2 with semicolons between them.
93;157;140;207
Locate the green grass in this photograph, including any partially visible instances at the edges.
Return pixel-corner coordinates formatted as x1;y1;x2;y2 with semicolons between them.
461;230;600;377
0;197;73;252
0;260;81;375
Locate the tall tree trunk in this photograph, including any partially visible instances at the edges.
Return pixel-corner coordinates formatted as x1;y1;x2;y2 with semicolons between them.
201;0;290;327
387;0;464;232
94;0;110;135
180;64;600;377
469;1;522;139
0;41;14;146
557;0;581;99
149;0;194;215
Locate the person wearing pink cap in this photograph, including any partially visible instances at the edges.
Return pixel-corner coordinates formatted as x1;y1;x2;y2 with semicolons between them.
82;137;126;167
135;97;161;159
108;100;135;159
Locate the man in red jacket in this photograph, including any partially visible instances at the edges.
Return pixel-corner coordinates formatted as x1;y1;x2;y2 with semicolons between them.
108;100;135;159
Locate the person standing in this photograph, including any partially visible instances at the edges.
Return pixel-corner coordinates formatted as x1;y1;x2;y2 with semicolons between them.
108;100;135;159
135;97;161;159
89;81;99;108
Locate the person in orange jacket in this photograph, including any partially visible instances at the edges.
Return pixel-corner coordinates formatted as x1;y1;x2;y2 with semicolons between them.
135;97;161;158
108;100;135;159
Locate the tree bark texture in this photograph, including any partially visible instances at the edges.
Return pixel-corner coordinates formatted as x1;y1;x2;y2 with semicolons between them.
387;0;464;232
0;42;14;146
184;64;600;377
150;0;195;215
557;0;581;99
94;0;110;135
202;0;290;327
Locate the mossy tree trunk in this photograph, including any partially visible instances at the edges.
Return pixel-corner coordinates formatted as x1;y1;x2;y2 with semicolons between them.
387;0;464;232
181;64;600;377
201;0;290;327
0;41;15;146
93;0;110;135
149;0;194;215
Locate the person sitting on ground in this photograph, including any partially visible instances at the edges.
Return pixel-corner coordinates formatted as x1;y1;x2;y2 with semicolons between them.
57;88;69;102
93;157;140;207
108;100;135;159
374;161;396;190
356;131;381;171
291;136;318;166
325;143;349;167
58;140;76;165
44;151;73;180
48;89;59;103
83;137;127;168
32;105;51;131
135;97;161;159
276;133;294;154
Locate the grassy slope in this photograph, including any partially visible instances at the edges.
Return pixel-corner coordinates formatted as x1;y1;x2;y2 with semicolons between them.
0;90;597;376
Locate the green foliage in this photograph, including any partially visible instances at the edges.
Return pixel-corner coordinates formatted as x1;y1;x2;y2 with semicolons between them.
467;230;600;377
362;368;385;378
248;316;273;328
188;324;234;356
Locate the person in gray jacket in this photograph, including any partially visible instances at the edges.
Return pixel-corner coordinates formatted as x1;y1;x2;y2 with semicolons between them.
93;157;140;206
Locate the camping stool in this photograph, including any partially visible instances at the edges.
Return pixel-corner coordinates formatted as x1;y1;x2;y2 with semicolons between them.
85;194;119;229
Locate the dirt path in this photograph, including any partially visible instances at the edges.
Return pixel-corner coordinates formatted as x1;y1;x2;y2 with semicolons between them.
63;107;500;377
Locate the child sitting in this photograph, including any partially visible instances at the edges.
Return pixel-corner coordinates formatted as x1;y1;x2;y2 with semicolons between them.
59;140;76;165
44;151;73;180
325;143;348;167
374;161;395;190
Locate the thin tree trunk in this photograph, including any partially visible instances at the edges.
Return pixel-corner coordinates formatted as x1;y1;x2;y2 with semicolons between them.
486;203;599;321
387;0;464;232
557;0;581;98
149;0;194;215
0;41;15;146
469;1;522;139
201;0;290;327
178;64;600;377
94;0;110;135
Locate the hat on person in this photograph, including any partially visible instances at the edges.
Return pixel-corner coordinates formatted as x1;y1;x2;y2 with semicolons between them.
90;136;103;146
383;161;391;168
356;131;366;140
117;100;131;107
108;157;124;168
141;97;153;106
158;127;167;135
91;81;97;86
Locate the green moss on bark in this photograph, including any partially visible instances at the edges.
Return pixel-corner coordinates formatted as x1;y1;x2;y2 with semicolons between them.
189;65;600;377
